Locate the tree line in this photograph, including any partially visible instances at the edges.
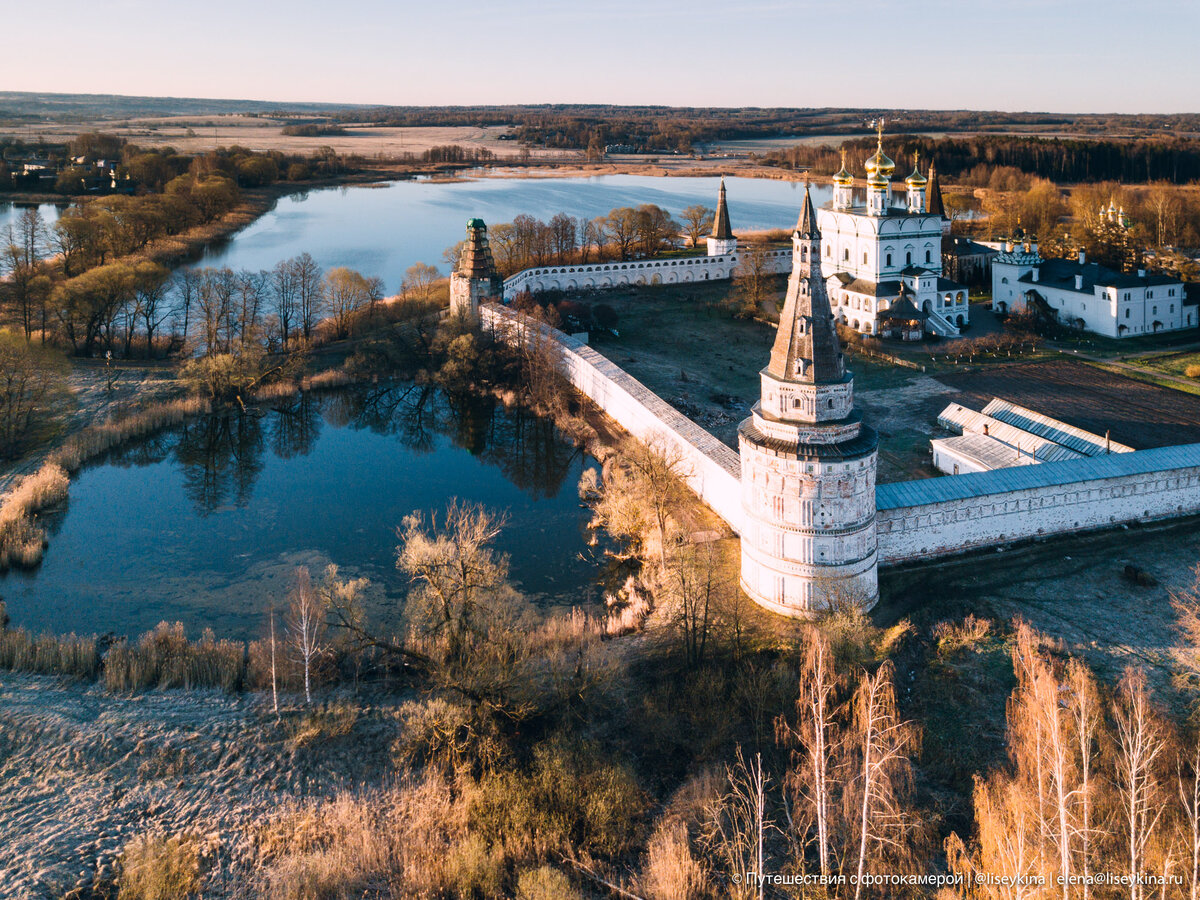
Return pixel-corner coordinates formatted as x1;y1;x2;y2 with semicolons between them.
761;134;1200;186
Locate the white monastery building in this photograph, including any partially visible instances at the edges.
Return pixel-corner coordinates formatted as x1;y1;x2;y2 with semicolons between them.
819;127;969;338
991;235;1192;338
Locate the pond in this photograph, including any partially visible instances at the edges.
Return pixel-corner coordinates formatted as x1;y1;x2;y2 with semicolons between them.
0;200;64;234
0;386;605;640
200;173;843;292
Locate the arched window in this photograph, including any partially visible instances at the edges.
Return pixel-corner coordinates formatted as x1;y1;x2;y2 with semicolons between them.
886;253;892;266
863;251;868;265
905;251;912;265
1001;277;1008;284
925;249;931;263
843;248;850;262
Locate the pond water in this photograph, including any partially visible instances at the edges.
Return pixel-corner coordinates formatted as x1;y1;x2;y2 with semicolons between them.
0;200;64;234
0;386;604;640
200;174;842;292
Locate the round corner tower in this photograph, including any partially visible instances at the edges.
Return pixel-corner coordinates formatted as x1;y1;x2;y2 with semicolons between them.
737;181;879;617
450;218;504;321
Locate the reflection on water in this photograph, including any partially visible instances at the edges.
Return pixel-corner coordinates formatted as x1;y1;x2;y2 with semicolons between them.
1;385;602;640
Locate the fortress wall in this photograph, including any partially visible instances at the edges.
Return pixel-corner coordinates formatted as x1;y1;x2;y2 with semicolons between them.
502;249;791;300
481;305;745;533
876;457;1200;565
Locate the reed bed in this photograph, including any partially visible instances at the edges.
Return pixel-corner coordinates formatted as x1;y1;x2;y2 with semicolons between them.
103;622;246;693
52;396;210;473
0;625;100;679
0;463;69;570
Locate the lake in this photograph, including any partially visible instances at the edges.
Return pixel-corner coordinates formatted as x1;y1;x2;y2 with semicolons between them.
0;385;605;640
200;173;840;292
0;200;64;234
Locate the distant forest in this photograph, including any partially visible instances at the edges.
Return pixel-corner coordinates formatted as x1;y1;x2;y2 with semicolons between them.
331;105;1200;154
763;134;1200;185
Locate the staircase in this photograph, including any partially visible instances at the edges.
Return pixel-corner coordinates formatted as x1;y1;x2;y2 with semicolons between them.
924;307;960;337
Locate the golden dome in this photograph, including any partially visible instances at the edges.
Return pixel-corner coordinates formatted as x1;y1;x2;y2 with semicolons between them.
905;158;927;187
867;170;888;189
864;120;895;178
833;149;853;185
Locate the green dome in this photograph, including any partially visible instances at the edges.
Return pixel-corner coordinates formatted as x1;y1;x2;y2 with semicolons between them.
466;217;487;231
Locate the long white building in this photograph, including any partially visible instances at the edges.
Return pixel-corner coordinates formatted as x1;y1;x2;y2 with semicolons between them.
819;130;970;338
991;239;1193;337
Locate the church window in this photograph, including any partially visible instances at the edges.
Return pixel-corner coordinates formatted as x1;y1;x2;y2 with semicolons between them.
1001;277;1008;284
1170;305;1174;313
827;399;834;409
1125;308;1130;318
926;250;932;263
905;251;912;265
1152;306;1157;315
886;253;892;266
863;251;868;264
843;248;850;262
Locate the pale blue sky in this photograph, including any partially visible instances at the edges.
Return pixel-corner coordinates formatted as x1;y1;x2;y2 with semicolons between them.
3;0;1197;113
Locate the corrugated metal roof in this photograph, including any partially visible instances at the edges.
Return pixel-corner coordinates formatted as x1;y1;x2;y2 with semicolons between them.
877;442;1200;510
937;403;1082;463
982;398;1135;456
932;434;1040;471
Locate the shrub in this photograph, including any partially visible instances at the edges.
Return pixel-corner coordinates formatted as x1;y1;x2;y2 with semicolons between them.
469;734;646;860
117;833;202;900
641;818;708;900
285;701;360;750
516;865;582;900
1186;363;1200;379
933;614;994;657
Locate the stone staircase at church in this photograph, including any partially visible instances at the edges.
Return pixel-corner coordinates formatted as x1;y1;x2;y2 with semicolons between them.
923;307;961;337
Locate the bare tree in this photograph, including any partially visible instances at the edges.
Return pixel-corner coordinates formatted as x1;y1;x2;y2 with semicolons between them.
1113;667;1170;900
681;204;715;248
286;567;327;705
666;537;724;666
270;259;299;350
172;267;204;352
847;661;919;900
324;266;370;339
292;252;324;342
401;262;440;304
1179;740;1200;900
706;746;772;900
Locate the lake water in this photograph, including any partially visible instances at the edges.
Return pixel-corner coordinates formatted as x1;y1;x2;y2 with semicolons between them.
0;385;604;640
0;200;64;234
201;174;838;292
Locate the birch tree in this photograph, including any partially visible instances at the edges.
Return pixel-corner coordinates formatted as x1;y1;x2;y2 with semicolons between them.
286;567;327;705
1113;667;1169;900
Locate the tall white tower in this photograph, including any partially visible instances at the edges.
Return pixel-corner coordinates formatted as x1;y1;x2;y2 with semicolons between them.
706;176;738;256
863;123;895;218
738;181;879;616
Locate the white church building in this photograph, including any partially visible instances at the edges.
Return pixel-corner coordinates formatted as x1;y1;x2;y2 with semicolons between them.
991;236;1192;338
820;128;970;338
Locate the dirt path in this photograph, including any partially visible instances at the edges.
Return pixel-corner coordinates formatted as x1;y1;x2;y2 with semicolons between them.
0;674;404;899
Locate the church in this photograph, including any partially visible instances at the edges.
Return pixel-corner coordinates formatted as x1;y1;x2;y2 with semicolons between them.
819;126;970;338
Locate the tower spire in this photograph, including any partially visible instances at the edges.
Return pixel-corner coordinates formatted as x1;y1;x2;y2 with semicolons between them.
770;181;843;386
926;161;945;216
711;175;734;240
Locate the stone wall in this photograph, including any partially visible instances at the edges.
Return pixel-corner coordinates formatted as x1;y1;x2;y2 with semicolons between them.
480;305;745;532
876;444;1200;564
502;249;791;300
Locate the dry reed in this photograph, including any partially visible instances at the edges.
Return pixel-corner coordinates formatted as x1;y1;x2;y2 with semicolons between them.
52;397;209;473
0;463;69;570
103;622;246;693
0;626;100;679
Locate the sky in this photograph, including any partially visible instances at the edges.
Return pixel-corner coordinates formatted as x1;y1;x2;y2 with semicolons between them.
2;0;1197;114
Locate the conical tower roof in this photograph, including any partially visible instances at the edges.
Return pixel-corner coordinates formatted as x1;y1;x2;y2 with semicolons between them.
769;183;844;385
711;175;734;240
795;175;817;238
456;218;499;278
926;163;945;216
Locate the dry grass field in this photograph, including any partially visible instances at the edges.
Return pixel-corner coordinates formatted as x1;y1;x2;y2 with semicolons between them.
936;358;1200;449
10;116;551;160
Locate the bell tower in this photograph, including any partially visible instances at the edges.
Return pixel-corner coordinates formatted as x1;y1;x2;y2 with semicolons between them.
450;218;503;321
706;176;738;256
737;181;879;616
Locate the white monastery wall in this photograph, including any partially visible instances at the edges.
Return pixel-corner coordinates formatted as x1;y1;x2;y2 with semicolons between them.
481;304;1200;570
876;449;1200;564
480;304;745;532
502;249;791;300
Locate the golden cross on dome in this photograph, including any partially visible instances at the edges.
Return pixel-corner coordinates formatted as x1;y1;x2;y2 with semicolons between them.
876;119;885;145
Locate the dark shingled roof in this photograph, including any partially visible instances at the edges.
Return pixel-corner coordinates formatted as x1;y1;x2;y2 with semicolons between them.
711;176;734;240
456;219;500;278
878;293;928;321
1017;257;1179;294
795;178;817;238
768;183;845;385
926;162;945;217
